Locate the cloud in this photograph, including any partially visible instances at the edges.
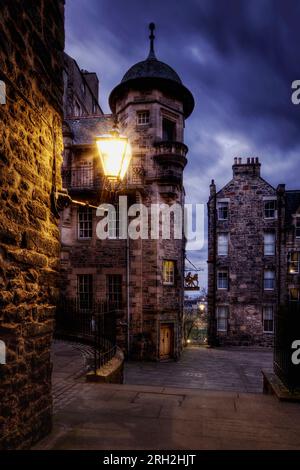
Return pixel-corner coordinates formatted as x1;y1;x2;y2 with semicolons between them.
65;0;300;287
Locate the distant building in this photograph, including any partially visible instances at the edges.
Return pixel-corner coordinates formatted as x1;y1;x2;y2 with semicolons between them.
59;26;194;361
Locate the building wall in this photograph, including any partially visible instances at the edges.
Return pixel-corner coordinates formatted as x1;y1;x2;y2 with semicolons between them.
0;0;64;449
208;158;277;346
63;53;102;118
60;83;188;360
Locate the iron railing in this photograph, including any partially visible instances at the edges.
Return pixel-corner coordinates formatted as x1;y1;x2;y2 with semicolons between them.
61;166;102;191
274;301;300;390
55;297;117;372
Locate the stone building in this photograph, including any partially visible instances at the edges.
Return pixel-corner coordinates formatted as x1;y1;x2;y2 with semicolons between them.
0;1;65;449
59;25;194;360
207;157;279;346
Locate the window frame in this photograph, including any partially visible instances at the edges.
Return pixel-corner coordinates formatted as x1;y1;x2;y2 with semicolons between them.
217;233;229;256
296;217;300;239
217;306;228;332
288;252;300;274
106;274;122;308
264;200;277;219
162;117;176;141
217;201;229;221
217;270;229;290
264;231;276;256
264;270;275;291
289;288;300;302
137;110;150;125
77;274;93;311
78;206;93;240
163;260;176;286
263;306;274;333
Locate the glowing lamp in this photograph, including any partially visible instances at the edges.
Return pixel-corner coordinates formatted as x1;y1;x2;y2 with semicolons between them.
96;130;132;181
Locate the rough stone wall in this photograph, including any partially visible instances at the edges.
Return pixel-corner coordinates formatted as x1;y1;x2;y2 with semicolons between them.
0;0;64;449
208;159;277;347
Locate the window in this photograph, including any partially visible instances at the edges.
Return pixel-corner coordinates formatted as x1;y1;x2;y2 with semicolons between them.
107;274;122;307
77;274;93;310
264;200;277;219
162;118;176;141
163;260;175;285
289;288;300;302
217;233;228;256
296;217;300;238
217;271;228;290
108;204;119;239
263;306;274;333
217;306;228;332
264;232;275;256
137;111;150;125
288;252;300;274
264;270;275;290
217;201;229;220
78;207;93;239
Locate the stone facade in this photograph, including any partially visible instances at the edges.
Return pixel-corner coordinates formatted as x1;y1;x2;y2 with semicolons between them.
208;158;279;347
0;1;64;449
63;53;102;118
59;29;194;361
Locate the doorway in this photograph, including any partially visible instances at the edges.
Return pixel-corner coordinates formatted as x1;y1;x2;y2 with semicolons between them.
160;324;174;359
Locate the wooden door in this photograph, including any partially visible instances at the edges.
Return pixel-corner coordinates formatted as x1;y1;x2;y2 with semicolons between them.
160;324;173;359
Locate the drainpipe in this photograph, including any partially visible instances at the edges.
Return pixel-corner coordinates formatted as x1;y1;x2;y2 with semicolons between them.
126;231;130;358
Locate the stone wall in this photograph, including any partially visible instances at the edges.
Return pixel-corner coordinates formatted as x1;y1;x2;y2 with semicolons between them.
0;0;65;449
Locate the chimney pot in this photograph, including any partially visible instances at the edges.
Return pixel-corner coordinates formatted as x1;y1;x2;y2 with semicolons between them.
234;157;237;165
247;157;250;164
238;157;242;164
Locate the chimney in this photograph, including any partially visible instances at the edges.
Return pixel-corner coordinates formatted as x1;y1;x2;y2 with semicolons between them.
210;179;216;197
232;156;261;177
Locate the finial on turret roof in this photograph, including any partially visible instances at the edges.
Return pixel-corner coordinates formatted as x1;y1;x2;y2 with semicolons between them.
147;22;157;60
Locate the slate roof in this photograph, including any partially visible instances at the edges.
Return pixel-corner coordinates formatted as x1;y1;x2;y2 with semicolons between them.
65;116;113;146
121;57;182;84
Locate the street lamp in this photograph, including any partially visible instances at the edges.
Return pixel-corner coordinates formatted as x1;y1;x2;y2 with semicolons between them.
95;124;132;183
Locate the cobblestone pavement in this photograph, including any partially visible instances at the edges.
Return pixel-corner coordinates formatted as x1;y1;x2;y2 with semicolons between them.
124;346;273;393
51;340;93;413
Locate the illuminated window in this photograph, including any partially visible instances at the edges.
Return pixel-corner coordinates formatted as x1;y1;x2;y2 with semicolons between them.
289;288;300;302
78;207;92;239
264;270;275;290
218;233;228;256
264;200;277;219
217;271;228;290
263;306;274;333
288;252;300;274
77;274;93;311
137;111;150;125
163;260;175;285
217;306;228;332
264;232;275;256
217;201;229;220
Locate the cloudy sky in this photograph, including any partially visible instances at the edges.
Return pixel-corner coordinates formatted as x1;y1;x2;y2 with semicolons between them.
65;0;300;286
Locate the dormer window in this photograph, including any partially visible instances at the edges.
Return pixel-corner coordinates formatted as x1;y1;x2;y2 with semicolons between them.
137;111;150;125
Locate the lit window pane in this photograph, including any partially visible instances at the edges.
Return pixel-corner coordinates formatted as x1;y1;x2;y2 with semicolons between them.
163;261;175;285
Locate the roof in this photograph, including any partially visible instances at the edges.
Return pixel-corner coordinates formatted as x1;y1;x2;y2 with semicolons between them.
109;24;194;118
285;190;300;225
121;58;182;84
64;115;113;146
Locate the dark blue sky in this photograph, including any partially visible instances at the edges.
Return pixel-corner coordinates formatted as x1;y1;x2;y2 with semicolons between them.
65;0;300;285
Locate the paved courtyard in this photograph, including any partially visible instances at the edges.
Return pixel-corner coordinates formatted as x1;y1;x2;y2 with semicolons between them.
34;341;299;450
125;346;273;393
